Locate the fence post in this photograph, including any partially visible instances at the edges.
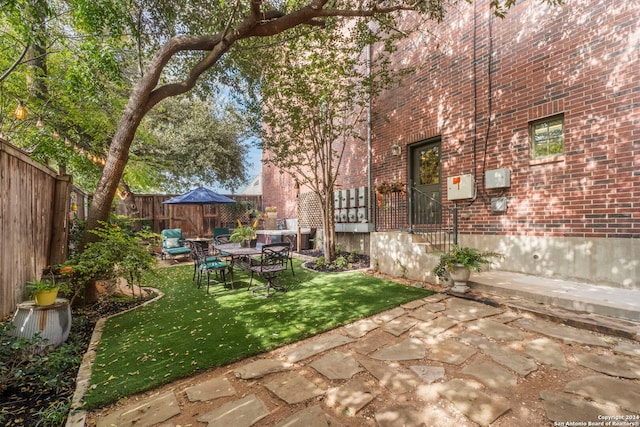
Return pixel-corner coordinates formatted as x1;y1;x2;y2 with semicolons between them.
48;174;72;266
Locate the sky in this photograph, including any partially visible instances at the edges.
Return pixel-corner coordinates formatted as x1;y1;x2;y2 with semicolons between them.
213;144;261;194
241;146;262;190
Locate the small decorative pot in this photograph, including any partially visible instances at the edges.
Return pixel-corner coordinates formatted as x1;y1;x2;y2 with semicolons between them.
34;288;59;306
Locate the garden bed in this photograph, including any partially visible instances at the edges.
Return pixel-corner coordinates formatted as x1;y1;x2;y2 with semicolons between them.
0;294;154;427
298;249;370;272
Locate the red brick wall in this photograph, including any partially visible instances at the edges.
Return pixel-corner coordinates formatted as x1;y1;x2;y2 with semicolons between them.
261;161;298;219
371;0;640;238
262;137;369;220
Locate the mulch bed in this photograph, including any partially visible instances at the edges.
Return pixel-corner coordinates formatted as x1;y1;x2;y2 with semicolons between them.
298;249;370;272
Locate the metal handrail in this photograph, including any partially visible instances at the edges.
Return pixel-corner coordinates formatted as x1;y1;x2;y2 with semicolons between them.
373;184;458;251
408;184;458;250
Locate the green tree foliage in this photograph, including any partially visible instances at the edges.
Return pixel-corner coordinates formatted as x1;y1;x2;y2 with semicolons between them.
132;96;249;192
0;0;134;191
0;0;249;194
261;22;401;261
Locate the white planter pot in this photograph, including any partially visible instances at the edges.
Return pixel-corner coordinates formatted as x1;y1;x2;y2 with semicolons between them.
449;265;471;293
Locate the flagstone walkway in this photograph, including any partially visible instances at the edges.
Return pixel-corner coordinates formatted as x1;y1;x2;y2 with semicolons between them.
76;293;640;427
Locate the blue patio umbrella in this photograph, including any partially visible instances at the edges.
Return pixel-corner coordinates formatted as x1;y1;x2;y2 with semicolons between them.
162;186;236;205
163;187;236;235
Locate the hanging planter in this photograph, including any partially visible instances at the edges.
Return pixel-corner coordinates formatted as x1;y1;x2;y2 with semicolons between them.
375;181;406;208
375;180;406;195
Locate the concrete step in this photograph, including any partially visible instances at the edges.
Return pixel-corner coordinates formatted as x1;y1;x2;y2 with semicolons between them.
413;242;447;253
469;270;640;323
410;233;449;253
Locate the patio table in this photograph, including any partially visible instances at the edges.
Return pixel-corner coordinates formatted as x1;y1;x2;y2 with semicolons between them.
213;243;287;288
213;243;262;286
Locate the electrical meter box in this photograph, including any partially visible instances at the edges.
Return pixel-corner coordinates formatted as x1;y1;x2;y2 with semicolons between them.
447;174;475;200
357;186;368;207
334;191;341;209
491;197;508;213
340;190;350;208
485;168;511;189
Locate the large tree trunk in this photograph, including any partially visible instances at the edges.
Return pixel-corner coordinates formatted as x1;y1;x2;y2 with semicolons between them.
81;112;141;248
321;187;336;262
81;29;243;249
26;4;47;99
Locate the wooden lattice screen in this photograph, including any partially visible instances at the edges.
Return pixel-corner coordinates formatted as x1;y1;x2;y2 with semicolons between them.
219;204;250;226
298;191;324;228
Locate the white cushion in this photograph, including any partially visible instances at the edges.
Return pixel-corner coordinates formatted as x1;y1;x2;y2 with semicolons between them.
165;238;181;248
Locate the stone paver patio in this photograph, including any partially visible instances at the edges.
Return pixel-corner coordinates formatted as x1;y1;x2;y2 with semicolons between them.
85;294;640;427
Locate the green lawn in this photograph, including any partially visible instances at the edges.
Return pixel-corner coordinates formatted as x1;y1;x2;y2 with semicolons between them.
83;260;432;409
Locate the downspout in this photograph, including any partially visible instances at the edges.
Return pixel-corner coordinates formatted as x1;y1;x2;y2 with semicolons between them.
367;42;374;231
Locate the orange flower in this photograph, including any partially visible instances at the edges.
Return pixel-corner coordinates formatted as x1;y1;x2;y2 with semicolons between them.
60;266;74;275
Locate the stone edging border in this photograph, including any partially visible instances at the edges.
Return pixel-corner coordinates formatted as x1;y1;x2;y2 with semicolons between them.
65;287;164;427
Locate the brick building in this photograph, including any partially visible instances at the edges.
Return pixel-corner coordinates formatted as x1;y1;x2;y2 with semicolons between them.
263;0;640;288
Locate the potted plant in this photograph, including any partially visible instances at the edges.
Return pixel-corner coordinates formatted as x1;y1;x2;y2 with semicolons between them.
28;279;63;306
230;220;258;247
264;206;277;219
432;244;500;293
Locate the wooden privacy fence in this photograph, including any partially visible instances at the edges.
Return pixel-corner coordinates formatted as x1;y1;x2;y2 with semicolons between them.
0;138;259;318
115;194;262;237
1;140;73;318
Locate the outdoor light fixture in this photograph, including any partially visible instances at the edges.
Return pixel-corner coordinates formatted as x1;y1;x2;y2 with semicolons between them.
36;117;45;129
391;144;401;156
13;101;26;120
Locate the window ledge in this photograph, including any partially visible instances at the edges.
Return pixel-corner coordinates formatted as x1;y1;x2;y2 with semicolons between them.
529;155;565;166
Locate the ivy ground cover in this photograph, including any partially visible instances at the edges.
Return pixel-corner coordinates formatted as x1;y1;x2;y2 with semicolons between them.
83;261;432;409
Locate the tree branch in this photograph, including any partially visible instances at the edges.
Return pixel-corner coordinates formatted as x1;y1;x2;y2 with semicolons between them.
0;44;28;83
250;0;262;19
246;3;414;37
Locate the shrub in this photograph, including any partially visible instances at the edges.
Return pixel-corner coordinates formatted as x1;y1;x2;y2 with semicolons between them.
334;256;348;269
63;215;158;292
34;398;71;427
0;323;46;395
314;256;327;268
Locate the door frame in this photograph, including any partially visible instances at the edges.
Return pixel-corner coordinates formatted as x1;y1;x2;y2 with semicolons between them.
408;137;442;227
